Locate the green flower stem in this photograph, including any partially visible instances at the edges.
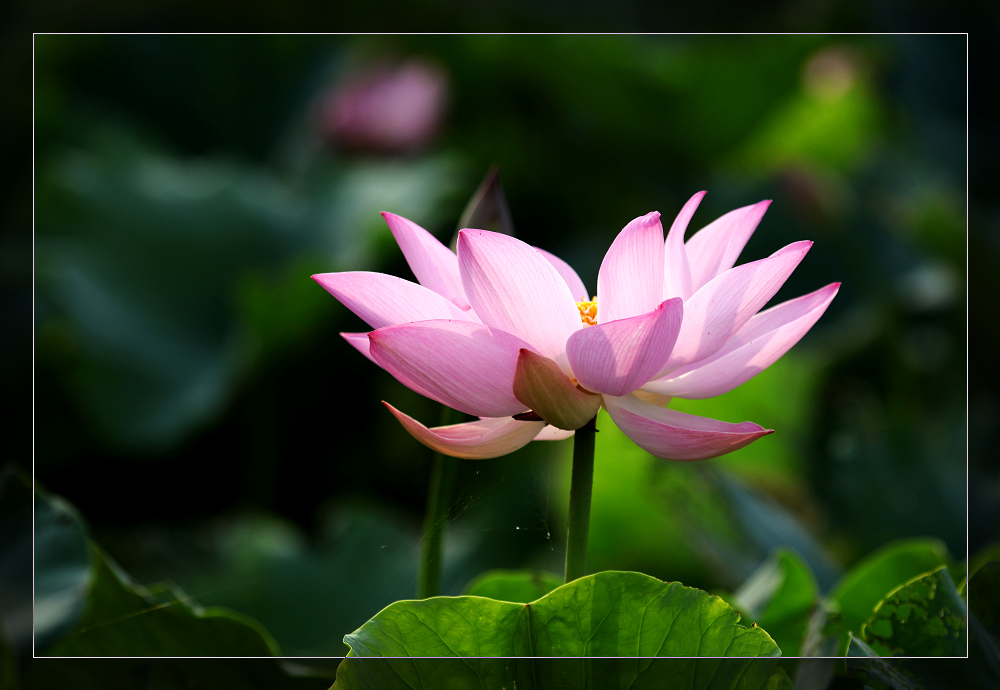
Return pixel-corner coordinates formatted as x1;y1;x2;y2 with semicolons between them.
417;405;461;599
564;415;597;584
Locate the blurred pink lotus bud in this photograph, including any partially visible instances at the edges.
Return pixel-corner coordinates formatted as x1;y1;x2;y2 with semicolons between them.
318;60;449;154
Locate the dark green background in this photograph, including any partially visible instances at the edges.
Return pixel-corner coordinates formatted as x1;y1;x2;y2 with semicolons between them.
2;20;991;679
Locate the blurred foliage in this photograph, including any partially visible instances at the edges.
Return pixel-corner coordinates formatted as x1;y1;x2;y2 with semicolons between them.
726;549;819;657
828;538;952;650
10;31;981;673
462;568;562;603
2;471;278;658
860;566;966;657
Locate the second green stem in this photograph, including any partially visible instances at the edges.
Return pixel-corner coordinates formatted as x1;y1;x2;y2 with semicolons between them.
417;405;460;599
564;416;597;584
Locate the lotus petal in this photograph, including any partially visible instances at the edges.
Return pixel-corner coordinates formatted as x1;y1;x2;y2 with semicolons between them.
536;247;589;302
685;200;771;293
663;191;705;300
340;332;379;366
513;349;603;430
458;229;581;370
597;212;665;322
644;283;839;399
603;393;772;461
658;240;813;375
369;319;531;418
384;403;544;459
566;298;683;397
534;426;576;441
312;271;473;330
382;212;470;309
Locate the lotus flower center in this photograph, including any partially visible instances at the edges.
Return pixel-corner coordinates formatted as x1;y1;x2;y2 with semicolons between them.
576;299;598;327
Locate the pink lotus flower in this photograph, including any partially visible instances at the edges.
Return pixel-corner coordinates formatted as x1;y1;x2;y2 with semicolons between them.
313;192;838;461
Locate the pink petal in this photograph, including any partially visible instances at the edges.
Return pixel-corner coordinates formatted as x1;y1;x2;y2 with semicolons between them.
513;349;603;430
603;393;773;461
596;212;665;323
534;426;575;441
685;200;771;294
368;319;531;418
341;332;379;366
566;298;683;397
657;240;813;376
381;212;470;310
663;192;705;300
536;247;590;302
644;283;839;399
384;402;544;459
312;271;474;330
457;229;581;369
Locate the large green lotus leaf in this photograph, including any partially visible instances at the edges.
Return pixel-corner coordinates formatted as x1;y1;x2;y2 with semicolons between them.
333;657;793;690
829;538;950;641
730;549;818;656
463;569;563;603
44;544;278;657
860;566;966;657
342;572;785;667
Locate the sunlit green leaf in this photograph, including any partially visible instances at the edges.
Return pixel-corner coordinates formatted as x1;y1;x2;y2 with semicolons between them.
343;571;781;659
462;569;562;603
860;566;966;657
731;549;818;656
829;538;950;643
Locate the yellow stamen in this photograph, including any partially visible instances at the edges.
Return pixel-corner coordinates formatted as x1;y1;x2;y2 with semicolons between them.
576;298;598;327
